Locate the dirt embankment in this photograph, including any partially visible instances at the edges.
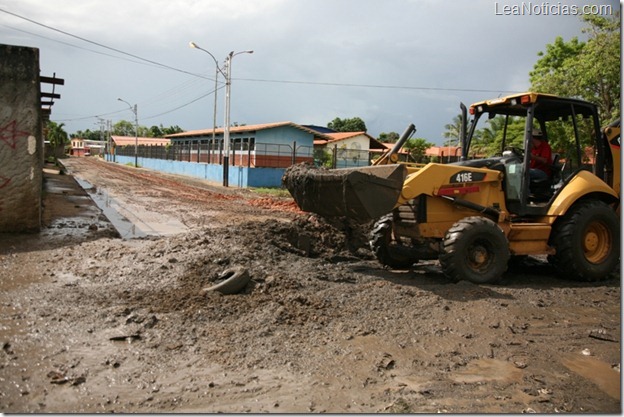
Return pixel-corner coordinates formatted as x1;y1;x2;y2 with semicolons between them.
0;157;620;413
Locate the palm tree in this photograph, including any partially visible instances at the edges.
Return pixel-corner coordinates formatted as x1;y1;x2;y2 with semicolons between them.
47;121;69;148
472;115;507;156
442;115;463;146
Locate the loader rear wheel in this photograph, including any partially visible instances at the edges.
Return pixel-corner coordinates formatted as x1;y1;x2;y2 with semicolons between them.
370;214;417;269
440;217;509;284
550;200;620;282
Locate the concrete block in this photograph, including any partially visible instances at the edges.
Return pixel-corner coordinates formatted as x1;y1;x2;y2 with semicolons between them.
0;44;43;232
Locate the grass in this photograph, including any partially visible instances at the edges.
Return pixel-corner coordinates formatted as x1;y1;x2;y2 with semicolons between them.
250;187;291;198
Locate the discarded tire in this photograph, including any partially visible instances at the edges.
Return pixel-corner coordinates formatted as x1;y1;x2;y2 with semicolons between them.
201;266;250;295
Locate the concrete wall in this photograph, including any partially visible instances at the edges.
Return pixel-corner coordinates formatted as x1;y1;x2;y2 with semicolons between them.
0;44;42;232
113;155;286;188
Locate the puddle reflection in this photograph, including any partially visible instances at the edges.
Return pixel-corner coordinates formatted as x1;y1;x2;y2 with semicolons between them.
74;178;146;239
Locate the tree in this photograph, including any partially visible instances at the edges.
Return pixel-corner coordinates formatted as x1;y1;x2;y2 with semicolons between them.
109;120;151;137
137;124;185;138
327;117;367;132
472;115;509;156
71;123;184;141
442;114;463;146
530;14;620;122
484;117;525;155
378;132;400;143
162;125;184;135
112;120;135;136
71;129;100;141
403;137;433;163
313;148;333;168
149;125;164;137
46;121;69;148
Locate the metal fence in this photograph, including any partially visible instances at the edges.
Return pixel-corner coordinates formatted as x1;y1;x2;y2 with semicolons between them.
113;141;378;169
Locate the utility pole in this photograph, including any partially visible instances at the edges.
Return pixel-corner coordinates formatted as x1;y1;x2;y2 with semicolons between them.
222;50;253;187
117;98;139;167
189;41;223;166
106;119;112;161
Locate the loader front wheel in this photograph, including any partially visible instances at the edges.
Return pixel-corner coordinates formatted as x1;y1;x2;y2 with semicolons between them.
550;200;620;281
370;215;417;269
440;217;509;284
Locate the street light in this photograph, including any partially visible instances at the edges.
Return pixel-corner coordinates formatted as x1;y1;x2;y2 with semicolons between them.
117;98;139;167
190;43;253;187
222;49;253;187
189;41;226;168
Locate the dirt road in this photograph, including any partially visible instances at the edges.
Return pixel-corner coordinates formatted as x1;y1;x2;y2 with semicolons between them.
0;157;620;413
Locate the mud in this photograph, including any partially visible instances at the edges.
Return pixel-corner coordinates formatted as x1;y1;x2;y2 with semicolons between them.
282;163;406;222
0;157;620;413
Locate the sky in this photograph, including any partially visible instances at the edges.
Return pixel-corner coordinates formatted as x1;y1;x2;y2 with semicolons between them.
0;0;620;144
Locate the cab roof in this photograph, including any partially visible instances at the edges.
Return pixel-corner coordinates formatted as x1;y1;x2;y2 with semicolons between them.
469;92;598;121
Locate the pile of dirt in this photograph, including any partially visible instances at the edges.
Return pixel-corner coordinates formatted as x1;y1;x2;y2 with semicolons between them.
1;159;620;413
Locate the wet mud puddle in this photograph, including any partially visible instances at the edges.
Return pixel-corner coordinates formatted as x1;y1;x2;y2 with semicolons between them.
562;354;621;400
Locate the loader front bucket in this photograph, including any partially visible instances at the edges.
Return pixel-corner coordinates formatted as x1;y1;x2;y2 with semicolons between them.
282;163;407;223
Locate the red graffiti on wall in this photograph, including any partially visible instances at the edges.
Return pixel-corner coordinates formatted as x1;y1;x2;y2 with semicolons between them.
0;175;8;213
0;120;30;149
0;175;10;189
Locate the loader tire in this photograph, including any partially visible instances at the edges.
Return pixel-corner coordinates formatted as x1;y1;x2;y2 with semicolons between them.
440;216;509;284
549;200;620;282
369;215;417;269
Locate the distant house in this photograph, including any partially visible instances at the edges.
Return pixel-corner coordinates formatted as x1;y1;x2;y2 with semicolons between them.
312;131;388;168
165;122;330;168
83;140;107;156
70;138;86;156
426;145;462;162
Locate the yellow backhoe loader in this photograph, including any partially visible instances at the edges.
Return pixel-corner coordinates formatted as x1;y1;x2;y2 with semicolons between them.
283;93;620;283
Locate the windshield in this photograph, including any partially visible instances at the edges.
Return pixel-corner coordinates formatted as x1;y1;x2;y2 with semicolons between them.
466;112;526;158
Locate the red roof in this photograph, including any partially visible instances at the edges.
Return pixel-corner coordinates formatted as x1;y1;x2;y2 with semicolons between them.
111;136;171;146
425;146;462;157
165;121;331;140
325;131;367;141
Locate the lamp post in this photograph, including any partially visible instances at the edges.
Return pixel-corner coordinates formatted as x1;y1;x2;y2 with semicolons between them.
190;43;253;187
189;41;225;168
222;49;253;187
117;98;138;167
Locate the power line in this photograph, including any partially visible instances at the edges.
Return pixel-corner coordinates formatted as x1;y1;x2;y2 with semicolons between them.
1;7;224;124
236;77;520;94
2;7;518;96
1;23;167;70
142;85;225;120
0;7;204;79
0;7;521;127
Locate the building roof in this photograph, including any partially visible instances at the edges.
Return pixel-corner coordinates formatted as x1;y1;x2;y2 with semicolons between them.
314;131;387;150
111;136;171;146
165;121;332;140
325;131;367;142
425;145;462;157
302;125;336;134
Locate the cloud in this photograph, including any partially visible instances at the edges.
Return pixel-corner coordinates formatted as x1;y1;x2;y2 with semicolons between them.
0;0;613;142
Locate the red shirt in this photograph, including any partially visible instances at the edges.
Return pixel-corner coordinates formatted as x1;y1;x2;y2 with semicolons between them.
530;140;552;177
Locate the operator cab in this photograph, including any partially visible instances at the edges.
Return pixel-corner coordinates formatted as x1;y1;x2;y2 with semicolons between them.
460;93;605;216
